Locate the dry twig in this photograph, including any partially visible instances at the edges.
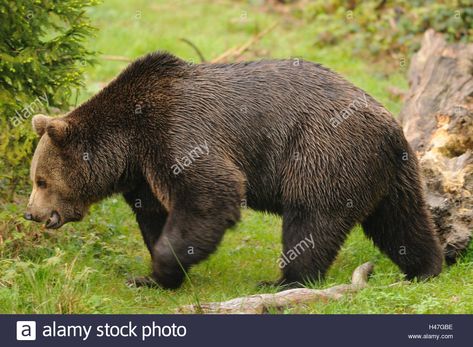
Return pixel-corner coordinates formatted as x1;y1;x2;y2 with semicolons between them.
211;22;279;63
177;262;374;314
101;55;132;63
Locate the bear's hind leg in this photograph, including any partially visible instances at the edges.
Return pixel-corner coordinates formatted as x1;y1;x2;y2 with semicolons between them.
277;209;352;287
362;174;443;280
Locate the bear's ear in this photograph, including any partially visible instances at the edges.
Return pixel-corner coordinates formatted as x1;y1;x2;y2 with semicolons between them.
32;114;51;137
46;118;70;146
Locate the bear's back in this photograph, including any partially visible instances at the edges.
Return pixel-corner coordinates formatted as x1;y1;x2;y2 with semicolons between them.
165;58;404;212
174;57;398;161
73;52;407;216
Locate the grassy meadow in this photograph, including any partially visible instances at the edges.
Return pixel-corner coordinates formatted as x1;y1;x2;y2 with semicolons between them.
1;0;472;314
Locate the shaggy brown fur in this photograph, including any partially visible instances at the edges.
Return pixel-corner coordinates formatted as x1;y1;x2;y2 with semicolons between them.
25;52;443;289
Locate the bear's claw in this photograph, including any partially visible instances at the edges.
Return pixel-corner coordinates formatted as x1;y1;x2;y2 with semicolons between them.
126;276;160;288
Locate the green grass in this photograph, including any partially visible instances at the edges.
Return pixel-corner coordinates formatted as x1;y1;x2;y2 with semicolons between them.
1;0;471;314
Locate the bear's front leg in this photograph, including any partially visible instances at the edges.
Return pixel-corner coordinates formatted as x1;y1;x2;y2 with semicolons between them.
137;163;243;289
123;183;169;288
124;205;168;288
123;183;168;256
150;203;240;289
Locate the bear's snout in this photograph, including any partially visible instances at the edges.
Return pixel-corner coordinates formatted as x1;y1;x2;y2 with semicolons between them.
23;210;44;223
23;208;63;229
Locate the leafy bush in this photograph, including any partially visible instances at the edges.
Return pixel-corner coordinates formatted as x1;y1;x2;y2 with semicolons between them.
0;0;99;201
304;0;473;61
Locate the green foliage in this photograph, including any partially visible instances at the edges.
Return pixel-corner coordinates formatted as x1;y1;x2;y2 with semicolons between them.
0;0;99;200
305;0;473;61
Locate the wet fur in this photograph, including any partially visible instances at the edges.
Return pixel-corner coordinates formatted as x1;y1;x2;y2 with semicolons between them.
40;52;443;288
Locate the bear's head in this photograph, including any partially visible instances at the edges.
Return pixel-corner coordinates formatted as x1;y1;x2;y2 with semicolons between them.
24;114;92;229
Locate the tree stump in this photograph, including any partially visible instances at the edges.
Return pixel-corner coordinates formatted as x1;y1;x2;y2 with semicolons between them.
399;29;473;264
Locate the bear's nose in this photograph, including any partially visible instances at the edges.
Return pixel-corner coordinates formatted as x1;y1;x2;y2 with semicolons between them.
24;212;33;221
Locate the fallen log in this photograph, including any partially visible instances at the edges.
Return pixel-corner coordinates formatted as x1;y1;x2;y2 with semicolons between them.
177;262;373;314
399;29;473;263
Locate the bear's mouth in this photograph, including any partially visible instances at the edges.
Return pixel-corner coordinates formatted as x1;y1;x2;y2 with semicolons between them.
45;211;62;229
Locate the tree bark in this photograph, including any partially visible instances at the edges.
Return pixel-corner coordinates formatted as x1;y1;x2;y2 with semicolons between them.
399;29;473;264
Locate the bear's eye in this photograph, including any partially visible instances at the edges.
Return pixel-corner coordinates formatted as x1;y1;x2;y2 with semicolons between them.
36;179;47;189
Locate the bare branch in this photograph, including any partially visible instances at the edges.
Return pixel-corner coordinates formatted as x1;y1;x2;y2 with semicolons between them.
101;55;132;62
180;38;206;62
211;22;279;63
177;262;374;314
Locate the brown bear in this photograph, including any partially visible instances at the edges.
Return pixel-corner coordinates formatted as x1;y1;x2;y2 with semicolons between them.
24;52;443;289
